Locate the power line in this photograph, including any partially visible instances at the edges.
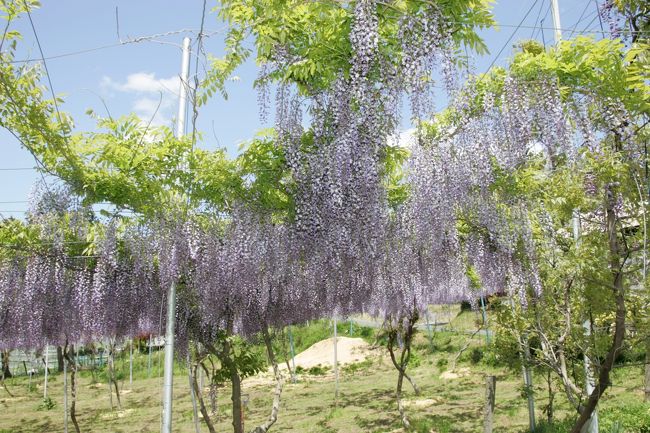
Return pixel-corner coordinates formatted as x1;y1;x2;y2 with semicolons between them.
24;3;65;135
7;27;228;65
480;0;541;82
530;0;547;40
568;1;595;39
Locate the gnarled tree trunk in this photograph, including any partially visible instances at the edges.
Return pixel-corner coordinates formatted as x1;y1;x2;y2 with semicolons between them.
385;308;420;429
107;341;122;411
570;184;627;433
57;346;64;372
1;350;11;379
191;360;217;433
249;327;283;433
63;342;81;433
1;349;12;396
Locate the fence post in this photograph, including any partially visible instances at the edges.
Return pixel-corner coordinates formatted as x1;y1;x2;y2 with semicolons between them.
484;375;496;433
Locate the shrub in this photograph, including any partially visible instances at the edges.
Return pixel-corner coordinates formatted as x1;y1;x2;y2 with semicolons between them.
408;351;421;368
600;403;650;433
342;358;374;374
527;404;650;433
469;347;484;364
37;396;55;411
307;364;330;375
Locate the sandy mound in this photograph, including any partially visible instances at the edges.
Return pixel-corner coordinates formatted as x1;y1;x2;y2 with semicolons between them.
404;398;441;408
439;367;470;380
100;408;134;419
281;337;371;370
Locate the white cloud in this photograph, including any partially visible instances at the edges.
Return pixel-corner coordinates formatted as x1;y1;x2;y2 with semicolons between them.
133;96;173;126
100;72;181;127
102;72;180;95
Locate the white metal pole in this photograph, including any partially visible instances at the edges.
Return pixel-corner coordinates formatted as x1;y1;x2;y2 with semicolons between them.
161;35;191;433
424;310;434;352
288;326;297;383
523;341;536;432
148;335;153;378
129;339;133;387
43;346;49;399
550;0;562;44
509;297;536;432
63;357;68;433
333;316;339;402
162;282;178;431
572;212;599;433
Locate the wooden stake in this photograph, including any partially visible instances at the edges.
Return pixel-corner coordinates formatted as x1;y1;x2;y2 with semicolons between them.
484;375;496;433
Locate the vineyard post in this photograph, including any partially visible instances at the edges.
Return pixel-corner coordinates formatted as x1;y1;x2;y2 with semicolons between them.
43;346;49;399
288;326;297;383
424;310;434;352
334;316;339;403
129;338;133;387
63;356;68;433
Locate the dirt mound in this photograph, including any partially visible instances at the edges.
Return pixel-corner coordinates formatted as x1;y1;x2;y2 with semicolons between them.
281;337;372;370
439;367;470;380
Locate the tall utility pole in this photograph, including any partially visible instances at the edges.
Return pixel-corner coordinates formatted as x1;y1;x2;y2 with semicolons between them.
161;36;191;433
549;1;598;431
550;0;563;43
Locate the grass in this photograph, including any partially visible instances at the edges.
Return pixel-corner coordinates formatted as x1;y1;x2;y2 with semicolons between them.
0;326;647;432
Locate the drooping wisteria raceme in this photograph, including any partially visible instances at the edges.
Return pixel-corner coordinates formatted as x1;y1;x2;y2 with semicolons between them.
0;187;165;351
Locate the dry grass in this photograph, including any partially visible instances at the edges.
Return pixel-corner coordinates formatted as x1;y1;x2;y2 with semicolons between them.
0;335;644;433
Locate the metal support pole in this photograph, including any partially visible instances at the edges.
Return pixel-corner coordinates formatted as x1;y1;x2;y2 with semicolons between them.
148;335;153;378
162;35;191;433
333;316;339;402
522;340;536;432
424;310;434;352
480;296;490;345
288;326;297;384
129;339;133;387
162;282;178;432
63;357;68;433
510;297;536;432
43;346;49;399
573;211;599;433
582;320;599;433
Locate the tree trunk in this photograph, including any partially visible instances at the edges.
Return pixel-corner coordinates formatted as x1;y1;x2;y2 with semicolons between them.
1;350;11;379
385;309;419;429
222;333;244;433
396;367;410;430
191;363;217;433
484;376;496;433
63;344;81;433
1;349;13;396
230;364;243;433
570;185;627;433
57;346;64;372
108;342;122;411
546;370;554;423
403;371;420;396
249;327;283;433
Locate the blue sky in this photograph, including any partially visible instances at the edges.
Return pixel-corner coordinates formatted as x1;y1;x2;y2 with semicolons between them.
0;0;604;217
